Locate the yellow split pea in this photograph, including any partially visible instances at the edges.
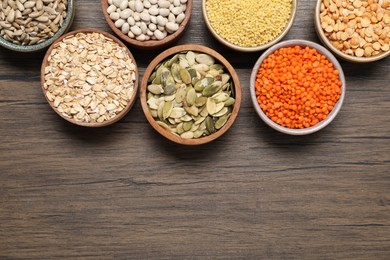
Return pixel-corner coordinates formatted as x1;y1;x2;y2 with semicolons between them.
206;0;293;47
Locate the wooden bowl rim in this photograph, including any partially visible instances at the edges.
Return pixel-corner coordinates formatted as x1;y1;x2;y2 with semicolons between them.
0;0;75;52
201;0;297;52
101;0;193;50
314;0;390;63
40;28;139;127
249;39;346;135
140;44;242;145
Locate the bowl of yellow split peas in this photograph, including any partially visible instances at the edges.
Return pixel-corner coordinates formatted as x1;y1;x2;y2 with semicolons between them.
202;0;297;52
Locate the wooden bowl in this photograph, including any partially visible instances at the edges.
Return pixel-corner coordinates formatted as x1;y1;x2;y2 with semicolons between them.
202;0;297;52
101;0;193;50
250;39;346;135
140;44;242;145
314;0;390;62
0;0;75;52
40;29;139;127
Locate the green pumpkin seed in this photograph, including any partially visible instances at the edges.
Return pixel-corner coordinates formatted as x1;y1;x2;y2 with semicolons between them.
190;123;200;132
147;96;159;110
206;98;217;115
157;101;164;120
184;105;199;117
175;87;187;104
192;63;209;72
212;107;229;117
195;54;215;66
212;102;225;115
194;77;214;92
186;87;196;106
205;116;216;134
163;83;176;95
181;115;193;122
195;96;207;107
163;101;173;119
167;54;179;68
147;84;164;95
200;106;209;117
211;92;230;102
224;97;235;107
215;113;231;130
149;71;156;83
149;108;158;118
202;81;222;97
193;130;204;138
186;51;196;66
188;68;197;78
180;68;191;84
177;122;184;134
210;64;224;70
171;63;182;83
157;121;171;130
170;107;186;119
183;121;192;131
180;131;194;139
194;116;206;125
221;74;230;85
179;56;189;68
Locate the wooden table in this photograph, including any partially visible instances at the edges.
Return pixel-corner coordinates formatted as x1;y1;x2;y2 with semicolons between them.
1;1;389;259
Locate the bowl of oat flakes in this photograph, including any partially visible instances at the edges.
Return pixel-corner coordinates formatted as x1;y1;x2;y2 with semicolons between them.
0;0;75;52
41;29;138;127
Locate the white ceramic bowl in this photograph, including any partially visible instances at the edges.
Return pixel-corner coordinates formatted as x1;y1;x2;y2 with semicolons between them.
202;0;297;52
250;39;346;135
314;0;390;63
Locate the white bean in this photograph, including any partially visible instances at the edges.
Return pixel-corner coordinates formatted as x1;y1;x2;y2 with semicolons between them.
131;25;142;36
158;0;171;8
136;34;146;41
144;0;151;8
120;9;133;19
140;12;150;22
156;15;167;26
168;13;175;23
149;7;159;16
121;22;130;34
107;5;117;14
109;12;120;21
158;8;170;17
119;0;128;10
171;6;182;15
140;22;148;34
165;22;178;33
176;13;185;24
134;0;143;12
115;19;125;28
113;0;124;8
149;0;157;4
127;16;135;26
154;29;164;40
148;23;157;31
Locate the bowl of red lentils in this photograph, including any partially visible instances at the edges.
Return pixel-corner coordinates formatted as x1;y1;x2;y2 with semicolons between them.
202;0;297;52
250;39;346;135
315;0;390;62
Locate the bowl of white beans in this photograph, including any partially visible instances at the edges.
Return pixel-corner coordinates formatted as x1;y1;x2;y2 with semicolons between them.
102;0;192;50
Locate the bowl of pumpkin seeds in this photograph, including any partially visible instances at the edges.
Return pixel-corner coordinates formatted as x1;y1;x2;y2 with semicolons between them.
0;0;74;52
140;44;242;145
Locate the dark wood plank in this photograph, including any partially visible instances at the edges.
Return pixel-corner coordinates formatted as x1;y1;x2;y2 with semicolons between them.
0;0;389;259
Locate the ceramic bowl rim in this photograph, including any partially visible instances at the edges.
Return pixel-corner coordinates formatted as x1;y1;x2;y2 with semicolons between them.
249;39;346;135
0;0;75;52
201;0;298;52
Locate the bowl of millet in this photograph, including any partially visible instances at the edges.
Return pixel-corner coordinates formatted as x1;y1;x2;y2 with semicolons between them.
202;0;297;52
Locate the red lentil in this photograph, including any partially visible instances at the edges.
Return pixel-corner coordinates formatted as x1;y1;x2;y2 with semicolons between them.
255;45;342;129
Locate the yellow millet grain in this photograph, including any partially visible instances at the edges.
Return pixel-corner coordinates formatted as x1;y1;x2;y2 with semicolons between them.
206;0;293;47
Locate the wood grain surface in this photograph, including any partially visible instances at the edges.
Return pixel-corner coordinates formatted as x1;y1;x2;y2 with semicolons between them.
0;0;389;259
